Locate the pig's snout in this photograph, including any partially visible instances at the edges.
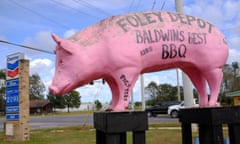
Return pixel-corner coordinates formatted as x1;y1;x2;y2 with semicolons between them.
49;86;59;95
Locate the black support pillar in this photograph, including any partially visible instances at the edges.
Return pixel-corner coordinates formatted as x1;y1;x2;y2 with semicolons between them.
179;106;240;144
94;111;148;144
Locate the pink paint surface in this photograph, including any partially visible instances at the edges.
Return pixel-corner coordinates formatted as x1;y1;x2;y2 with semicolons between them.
49;11;229;111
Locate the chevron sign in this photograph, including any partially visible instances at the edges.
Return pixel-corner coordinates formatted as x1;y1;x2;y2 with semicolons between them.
6;53;24;80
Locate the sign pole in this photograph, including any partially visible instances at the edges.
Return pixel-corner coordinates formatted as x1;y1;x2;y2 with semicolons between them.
175;0;194;107
4;53;30;141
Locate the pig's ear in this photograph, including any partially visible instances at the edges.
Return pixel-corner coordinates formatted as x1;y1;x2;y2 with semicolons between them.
52;34;62;44
52;34;73;55
59;40;73;55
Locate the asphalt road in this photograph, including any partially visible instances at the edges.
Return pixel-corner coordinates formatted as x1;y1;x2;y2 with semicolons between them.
0;114;178;131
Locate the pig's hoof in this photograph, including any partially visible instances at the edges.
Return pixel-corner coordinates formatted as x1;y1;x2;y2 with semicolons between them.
208;102;221;107
110;107;126;112
105;108;113;111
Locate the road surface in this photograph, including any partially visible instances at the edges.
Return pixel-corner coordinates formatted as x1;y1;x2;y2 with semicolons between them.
0;114;178;131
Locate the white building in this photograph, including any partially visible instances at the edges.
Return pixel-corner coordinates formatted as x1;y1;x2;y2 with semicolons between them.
55;102;95;112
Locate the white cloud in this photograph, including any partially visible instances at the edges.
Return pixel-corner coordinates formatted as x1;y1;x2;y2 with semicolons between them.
228;37;240;49
184;0;239;66
77;83;111;103
30;58;55;93
145;70;181;86
42;66;55;92
226;37;240;64
63;29;78;38
23;31;55;56
30;58;52;75
223;0;240;21
227;48;240;64
184;0;239;30
0;35;6;41
184;1;223;25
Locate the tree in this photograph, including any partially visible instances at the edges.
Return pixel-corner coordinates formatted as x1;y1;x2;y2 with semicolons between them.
134;101;142;109
221;62;240;92
47;92;65;110
145;82;180;106
158;83;178;101
0;70;5;79
48;90;81;112
219;62;240;105
231;62;240;91
0;69;5;114
145;82;160;99
64;90;81;112
94;100;102;110
29;74;45;100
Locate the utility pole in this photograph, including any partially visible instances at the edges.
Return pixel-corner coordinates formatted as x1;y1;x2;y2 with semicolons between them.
175;0;194;107
140;75;145;110
176;69;181;101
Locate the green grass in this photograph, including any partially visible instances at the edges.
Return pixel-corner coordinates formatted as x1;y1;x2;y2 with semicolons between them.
0;123;183;144
0;125;96;144
0;123;229;144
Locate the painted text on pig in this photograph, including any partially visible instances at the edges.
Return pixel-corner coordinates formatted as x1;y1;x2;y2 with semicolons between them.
116;11;213;33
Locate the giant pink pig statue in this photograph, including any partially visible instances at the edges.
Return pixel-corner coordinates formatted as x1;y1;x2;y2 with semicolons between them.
49;11;228;111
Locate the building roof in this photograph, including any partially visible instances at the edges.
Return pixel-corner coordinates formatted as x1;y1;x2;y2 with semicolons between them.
226;91;240;97
30;100;50;108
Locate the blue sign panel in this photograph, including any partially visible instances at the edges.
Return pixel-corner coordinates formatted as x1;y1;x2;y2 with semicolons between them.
6;114;19;121
6;87;19;106
6;79;19;87
6;106;19;113
7;60;19;70
6;53;23;122
6;53;24;80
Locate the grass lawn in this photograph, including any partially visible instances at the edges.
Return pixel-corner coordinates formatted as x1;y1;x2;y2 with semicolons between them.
0;123;184;144
0;123;229;144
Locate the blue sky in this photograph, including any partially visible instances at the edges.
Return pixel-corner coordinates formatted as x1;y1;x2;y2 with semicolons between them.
0;0;239;103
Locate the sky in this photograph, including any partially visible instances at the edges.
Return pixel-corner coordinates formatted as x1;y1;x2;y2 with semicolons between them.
0;0;239;104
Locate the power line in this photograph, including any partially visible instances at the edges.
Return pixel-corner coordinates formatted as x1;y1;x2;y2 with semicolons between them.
134;0;142;11
161;0;167;10
75;0;111;16
151;0;157;10
50;0;100;19
128;0;135;12
9;0;71;30
0;40;54;55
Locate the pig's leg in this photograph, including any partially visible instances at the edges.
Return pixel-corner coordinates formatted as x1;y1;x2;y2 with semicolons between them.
104;77;120;110
108;84;119;110
183;68;208;106
111;71;139;111
203;68;223;106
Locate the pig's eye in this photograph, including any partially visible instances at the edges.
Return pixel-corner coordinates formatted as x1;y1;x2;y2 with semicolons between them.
59;59;64;65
